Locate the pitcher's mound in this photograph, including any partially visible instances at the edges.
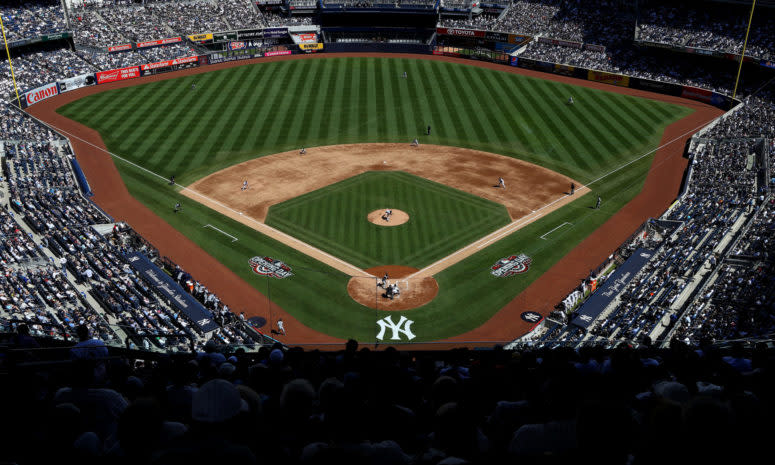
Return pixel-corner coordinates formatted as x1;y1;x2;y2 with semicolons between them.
347;266;438;310
367;209;409;226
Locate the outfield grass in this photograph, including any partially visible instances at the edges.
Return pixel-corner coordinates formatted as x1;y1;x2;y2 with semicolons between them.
58;57;693;342
266;171;511;269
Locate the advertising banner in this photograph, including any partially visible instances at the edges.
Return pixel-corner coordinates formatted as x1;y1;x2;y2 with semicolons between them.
296;33;317;43
553;63;575;76
510;56;519;67
484;30;510;42
208;52;263;64
680;85;713;103
137;36;182;48
264;50;292;57
229;41;247;50
125;252;218;333
538;36;582;49
299;43;323;51
24;82;59;106
237;29;264;39
108;43;132;53
508;34;528;44
188;33;213;42
584;43;605;52
213;31;238;41
140;55;198;71
263;27;288;39
630;77;682;96
571;249;654;329
96;66;140;84
58;73;94;93
436;27;486;38
587;70;629;87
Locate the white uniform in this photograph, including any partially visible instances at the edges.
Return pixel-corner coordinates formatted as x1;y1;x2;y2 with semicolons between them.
499;177;505;189
242;180;248;191
277;319;286;335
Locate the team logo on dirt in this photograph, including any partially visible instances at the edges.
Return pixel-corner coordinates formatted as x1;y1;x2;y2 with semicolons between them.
491;254;532;277
520;311;542;323
249;256;293;279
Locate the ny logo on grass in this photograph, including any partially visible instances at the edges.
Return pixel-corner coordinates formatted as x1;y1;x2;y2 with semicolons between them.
376;315;416;341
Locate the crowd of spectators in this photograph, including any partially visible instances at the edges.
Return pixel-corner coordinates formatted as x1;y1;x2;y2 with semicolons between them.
3;338;773;465
0;0;67;42
70;0;265;47
638;4;775;60
0;101;260;353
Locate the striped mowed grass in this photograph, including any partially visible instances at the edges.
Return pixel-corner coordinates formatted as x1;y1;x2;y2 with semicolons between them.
57;57;694;342
265;171;511;269
58;57;689;186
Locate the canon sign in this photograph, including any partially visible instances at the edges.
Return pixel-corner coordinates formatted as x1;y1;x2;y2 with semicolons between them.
25;83;59;105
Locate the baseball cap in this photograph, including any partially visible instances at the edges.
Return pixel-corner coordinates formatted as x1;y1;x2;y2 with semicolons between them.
192;379;248;423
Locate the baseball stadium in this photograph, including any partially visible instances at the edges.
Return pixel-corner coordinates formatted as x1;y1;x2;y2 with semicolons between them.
1;1;774;463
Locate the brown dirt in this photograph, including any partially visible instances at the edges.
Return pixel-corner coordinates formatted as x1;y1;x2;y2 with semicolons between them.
183;143;583;278
348;266;439;310
27;52;723;349
367;209;409;226
187;143;580;222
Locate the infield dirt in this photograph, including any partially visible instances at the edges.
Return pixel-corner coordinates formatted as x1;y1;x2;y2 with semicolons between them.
28;53;723;347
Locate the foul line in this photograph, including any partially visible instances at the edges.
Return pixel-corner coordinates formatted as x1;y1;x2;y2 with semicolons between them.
203;224;238;242
540;222;572;240
29;109;716;281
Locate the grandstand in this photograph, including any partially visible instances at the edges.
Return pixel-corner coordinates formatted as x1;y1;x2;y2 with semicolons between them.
1;1;774;461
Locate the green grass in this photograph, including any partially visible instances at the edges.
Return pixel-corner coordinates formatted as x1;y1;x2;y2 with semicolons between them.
265;171;511;269
58;57;693;343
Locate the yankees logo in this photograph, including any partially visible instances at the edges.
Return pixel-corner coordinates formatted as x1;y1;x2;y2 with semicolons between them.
249;256;293;279
520;311;542;323
376;315;416;341
490;254;532;277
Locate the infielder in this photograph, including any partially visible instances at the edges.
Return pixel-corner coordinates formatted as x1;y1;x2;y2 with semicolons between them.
241;180;248;191
277;318;286;335
570;183;575;195
411;138;419;146
300;147;306;155
498;177;506;189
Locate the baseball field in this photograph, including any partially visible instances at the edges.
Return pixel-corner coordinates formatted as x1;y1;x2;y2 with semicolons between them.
45;55;707;344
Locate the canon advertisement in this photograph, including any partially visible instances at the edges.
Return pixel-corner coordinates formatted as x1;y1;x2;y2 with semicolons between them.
24;82;59;106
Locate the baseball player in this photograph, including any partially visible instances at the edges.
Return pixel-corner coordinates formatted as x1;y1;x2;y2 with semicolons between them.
191;82;196;90
174;202;181;213
385;208;392;222
498;177;506;189
411;138;419;147
277;318;286;335
169;175;175;185
427;125;431;135
596;196;601;209
378;272;388;288
403;71;407;78
241;180;248;191
570;183;575;195
300;147;306;155
568;96;574;105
